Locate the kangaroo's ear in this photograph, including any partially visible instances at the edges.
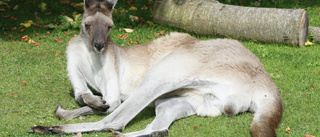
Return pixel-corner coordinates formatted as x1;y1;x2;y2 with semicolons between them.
84;0;97;8
102;0;117;10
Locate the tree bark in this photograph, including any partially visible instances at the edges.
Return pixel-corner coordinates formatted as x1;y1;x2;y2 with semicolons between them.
153;0;309;47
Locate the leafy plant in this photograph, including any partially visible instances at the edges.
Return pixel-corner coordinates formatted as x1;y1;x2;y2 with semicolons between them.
48;13;82;30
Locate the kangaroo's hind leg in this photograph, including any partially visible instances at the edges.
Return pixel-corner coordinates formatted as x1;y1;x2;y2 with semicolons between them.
122;96;201;137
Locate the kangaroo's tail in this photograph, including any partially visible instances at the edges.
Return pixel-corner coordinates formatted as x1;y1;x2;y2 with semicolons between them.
250;90;283;137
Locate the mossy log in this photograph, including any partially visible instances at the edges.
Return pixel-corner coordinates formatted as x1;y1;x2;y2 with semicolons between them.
153;0;309;47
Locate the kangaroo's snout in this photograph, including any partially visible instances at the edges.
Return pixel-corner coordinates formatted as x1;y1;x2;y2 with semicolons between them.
94;43;105;51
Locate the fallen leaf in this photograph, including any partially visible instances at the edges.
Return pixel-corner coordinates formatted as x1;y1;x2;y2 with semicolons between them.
13;5;18;10
141;7;148;10
55;38;64;43
2;15;10;18
135;40;139;44
22;81;26;86
34;12;39;20
72;2;83;8
310;87;314;91
140;17;144;23
11;16;19;21
9;94;18;98
9;34;13;38
64;31;68;35
60;0;70;4
20;35;28;42
146;21;154;26
305;40;315;46
160;30;166;35
38;36;47;39
133;16;139;21
154;32;160;37
55;52;59;56
124;28;134;33
11;27;17;31
129;6;137;11
74;14;81;21
0;9;6;12
20;20;36;28
34;32;39;36
4;32;7;35
34;43;40;47
304;135;316;137
45;12;51;15
12;41;17;44
20;28;25;32
311;83;317;88
118;33;128;40
147;36;151;39
38;2;46;12
193;126;199;130
28;39;36;44
64;15;74;23
127;0;132;4
285;126;291;134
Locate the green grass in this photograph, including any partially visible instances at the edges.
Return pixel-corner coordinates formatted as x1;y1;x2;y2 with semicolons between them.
1;0;320;136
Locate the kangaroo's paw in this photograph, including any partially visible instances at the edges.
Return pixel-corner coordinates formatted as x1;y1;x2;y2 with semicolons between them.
27;126;65;135
82;93;110;111
55;104;69;120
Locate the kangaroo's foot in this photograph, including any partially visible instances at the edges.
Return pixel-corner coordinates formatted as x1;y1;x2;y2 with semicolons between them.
81;93;110;111
26;126;64;135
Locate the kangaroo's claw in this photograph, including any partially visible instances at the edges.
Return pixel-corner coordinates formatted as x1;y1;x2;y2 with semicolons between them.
27;126;64;135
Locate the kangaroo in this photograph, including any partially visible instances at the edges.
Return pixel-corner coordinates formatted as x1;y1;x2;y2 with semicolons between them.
27;0;283;136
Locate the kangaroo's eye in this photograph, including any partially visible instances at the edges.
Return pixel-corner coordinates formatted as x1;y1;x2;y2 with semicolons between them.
85;24;90;29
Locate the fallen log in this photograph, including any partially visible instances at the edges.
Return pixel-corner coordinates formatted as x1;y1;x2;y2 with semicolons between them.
309;26;320;43
153;0;309;47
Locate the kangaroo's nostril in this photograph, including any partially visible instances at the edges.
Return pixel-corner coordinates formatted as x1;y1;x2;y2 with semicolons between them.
94;43;104;51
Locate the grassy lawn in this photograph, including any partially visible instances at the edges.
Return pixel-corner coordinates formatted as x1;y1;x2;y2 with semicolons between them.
1;0;319;136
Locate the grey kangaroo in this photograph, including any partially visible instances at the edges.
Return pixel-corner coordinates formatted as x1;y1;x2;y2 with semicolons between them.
27;0;283;136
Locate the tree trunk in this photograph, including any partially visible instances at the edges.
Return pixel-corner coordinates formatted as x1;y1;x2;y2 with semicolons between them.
153;0;309;47
309;26;320;43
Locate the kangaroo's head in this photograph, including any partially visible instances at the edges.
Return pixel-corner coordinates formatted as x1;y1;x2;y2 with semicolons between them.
82;0;117;53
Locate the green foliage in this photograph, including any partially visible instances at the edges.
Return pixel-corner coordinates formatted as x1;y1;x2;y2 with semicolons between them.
48;14;82;30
